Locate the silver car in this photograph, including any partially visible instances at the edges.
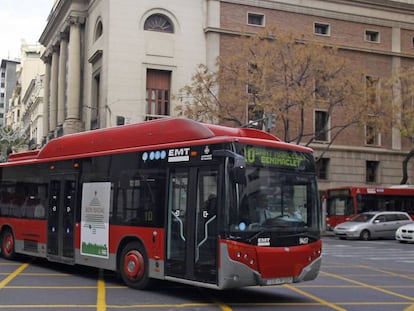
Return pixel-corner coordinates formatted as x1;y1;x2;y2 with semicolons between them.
333;211;413;241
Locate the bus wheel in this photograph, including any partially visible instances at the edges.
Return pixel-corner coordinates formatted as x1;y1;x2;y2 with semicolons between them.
1;229;15;259
360;230;370;241
120;242;150;289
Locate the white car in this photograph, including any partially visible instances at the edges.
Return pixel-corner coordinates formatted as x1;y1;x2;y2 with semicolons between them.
395;223;414;243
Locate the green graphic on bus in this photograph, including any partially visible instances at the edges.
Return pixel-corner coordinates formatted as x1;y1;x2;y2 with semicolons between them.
81;242;108;257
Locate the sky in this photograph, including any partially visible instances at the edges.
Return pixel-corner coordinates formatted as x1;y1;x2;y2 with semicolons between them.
0;0;53;61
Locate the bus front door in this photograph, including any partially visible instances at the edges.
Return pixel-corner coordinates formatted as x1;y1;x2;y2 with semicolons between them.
47;174;77;263
166;167;218;284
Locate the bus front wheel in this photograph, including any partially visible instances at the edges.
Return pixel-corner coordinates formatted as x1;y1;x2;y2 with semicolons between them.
1;229;15;259
120;241;151;289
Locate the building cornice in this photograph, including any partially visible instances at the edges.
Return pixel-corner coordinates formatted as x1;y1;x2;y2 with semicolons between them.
220;0;414;29
205;26;414;59
310;143;410;156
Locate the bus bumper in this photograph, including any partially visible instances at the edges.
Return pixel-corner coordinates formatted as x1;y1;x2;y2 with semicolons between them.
218;242;322;289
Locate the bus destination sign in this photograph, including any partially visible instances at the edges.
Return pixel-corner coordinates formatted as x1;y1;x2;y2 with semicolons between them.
244;146;306;168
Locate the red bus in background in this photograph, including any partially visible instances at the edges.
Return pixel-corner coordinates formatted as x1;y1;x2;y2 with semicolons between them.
325;186;414;230
0;118;322;290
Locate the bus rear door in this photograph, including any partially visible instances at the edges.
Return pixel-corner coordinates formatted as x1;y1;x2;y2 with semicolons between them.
166;166;218;284
47;174;77;263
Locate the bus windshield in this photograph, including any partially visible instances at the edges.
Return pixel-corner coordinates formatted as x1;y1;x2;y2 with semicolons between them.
226;145;320;244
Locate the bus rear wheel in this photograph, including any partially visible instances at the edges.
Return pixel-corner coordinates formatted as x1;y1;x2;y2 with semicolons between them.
1;229;15;259
120;242;151;289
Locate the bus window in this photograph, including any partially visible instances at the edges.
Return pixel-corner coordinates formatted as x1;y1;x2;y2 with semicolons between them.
111;169;165;226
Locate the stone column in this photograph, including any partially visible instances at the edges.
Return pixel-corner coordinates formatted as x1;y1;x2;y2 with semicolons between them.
50;46;59;134
65;16;82;134
391;27;402;150
41;55;51;140
57;33;68;127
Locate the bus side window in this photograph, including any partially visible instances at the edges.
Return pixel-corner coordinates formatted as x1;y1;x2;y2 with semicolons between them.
113;169;165;227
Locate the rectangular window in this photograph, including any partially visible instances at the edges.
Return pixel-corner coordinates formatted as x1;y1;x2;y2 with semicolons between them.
314;23;330;36
247;104;263;129
316;158;329;180
366;160;379;183
366;75;379;105
314;78;329;100
314;110;329;141
91;73;100;130
146;69;171;118
365;116;381;146
247;13;265;26
365;30;380;43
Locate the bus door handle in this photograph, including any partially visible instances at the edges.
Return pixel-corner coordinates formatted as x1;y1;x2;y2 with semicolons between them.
172;211;186;242
195;215;217;261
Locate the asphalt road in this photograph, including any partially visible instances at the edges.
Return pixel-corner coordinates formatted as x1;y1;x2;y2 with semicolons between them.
0;236;413;311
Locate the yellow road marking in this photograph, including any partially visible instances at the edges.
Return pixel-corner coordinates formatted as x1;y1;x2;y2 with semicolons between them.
405;303;414;311
96;269;107;311
0;303;212;309
284;284;347;311
0;263;29;289
358;265;414;281
322;271;414;302
197;287;232;311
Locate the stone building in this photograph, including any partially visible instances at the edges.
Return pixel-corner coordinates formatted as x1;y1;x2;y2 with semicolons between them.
0;59;20;127
38;0;414;189
6;42;45;148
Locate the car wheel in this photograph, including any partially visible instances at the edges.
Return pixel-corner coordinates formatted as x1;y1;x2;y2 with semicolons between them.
360;230;370;241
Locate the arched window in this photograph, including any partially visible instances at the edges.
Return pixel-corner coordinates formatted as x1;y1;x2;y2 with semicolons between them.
144;14;174;33
94;20;103;41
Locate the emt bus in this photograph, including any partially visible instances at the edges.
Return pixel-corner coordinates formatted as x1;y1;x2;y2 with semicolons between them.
0;118;322;290
325;186;414;229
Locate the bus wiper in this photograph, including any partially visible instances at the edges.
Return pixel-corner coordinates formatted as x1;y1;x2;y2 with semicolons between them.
246;230;267;242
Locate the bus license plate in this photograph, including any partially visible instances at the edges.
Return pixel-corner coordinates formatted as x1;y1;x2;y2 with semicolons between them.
265;277;293;285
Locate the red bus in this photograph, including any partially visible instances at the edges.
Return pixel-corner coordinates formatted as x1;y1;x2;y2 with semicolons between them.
325;186;414;229
0;118;322;289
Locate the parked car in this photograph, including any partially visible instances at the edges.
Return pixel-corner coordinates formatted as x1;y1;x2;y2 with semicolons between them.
333;211;413;241
395;223;414;243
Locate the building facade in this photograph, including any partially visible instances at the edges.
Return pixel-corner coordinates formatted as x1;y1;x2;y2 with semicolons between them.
6;43;45;149
0;59;20;127
36;0;414;189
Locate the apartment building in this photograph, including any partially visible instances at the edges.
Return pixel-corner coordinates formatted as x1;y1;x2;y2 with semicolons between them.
36;0;414;189
0;59;20;127
6;43;45;148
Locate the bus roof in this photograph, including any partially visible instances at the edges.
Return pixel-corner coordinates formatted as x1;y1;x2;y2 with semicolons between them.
4;118;309;164
327;186;414;195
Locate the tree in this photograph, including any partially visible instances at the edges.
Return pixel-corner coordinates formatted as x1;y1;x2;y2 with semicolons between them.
0;127;28;162
383;67;414;184
176;28;393;152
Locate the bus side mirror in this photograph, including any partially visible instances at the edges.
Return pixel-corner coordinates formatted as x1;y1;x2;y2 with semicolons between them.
232;152;246;184
213;149;247;184
232;166;246;184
